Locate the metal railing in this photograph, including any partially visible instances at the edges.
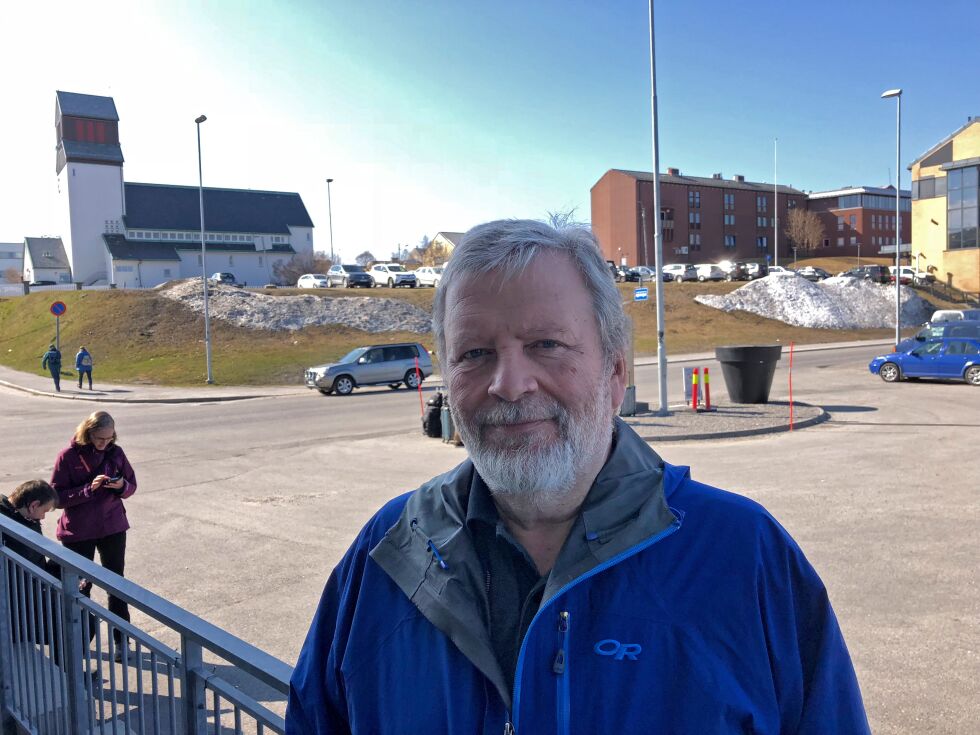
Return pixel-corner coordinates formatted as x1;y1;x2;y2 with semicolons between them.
0;516;291;734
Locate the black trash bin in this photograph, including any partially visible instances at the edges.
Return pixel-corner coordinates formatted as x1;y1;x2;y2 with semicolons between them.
422;392;443;437
714;345;782;404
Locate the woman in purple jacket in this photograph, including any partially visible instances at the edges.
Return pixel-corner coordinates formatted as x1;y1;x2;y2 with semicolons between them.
50;410;137;659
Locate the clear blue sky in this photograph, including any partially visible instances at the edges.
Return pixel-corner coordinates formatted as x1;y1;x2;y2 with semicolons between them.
2;0;978;261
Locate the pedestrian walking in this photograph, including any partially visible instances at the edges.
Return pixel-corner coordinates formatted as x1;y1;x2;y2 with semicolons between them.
50;410;138;662
41;344;62;392
75;346;94;390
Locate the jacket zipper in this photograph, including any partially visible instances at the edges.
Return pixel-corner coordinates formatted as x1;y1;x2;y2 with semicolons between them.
554;610;570;735
509;519;680;732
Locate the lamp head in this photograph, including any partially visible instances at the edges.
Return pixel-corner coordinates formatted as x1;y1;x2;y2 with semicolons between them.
195;115;208;124
881;89;902;99
327;178;334;183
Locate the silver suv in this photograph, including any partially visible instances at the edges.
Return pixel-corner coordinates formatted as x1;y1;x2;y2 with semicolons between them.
305;343;433;395
368;263;417;288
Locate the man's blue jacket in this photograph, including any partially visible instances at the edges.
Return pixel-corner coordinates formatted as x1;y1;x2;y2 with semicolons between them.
287;421;869;734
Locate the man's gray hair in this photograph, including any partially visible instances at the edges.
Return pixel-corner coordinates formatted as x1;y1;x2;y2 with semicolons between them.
432;219;629;363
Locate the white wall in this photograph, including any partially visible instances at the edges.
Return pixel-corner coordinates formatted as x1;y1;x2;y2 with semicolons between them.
288;226;314;256
175;250;277;287
110;259;179;289
60;162;125;285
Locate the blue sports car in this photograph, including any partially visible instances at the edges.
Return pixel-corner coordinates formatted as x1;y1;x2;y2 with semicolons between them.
869;338;980;385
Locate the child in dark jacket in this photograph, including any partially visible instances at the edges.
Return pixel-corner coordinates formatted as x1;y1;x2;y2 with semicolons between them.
1;480;61;662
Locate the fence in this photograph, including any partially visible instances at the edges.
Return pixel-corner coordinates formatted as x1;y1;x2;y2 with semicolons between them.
0;515;291;735
912;280;980;307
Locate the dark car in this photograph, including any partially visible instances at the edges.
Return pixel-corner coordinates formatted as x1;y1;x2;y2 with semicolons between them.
326;264;373;288
625;266;672;282
841;265;890;284
717;261;750;281
797;266;831;282
745;262;768;279
869;337;980;385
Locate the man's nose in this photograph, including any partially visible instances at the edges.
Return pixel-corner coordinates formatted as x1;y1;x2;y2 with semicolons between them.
488;349;537;402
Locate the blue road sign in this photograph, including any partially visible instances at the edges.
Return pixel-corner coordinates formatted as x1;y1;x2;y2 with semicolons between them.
50;301;67;316
633;287;649;302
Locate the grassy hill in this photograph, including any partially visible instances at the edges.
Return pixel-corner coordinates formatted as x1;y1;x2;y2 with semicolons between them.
0;279;959;386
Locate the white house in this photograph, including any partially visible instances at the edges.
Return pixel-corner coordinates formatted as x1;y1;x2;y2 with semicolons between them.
23;237;72;284
0;242;24;282
52;90;314;288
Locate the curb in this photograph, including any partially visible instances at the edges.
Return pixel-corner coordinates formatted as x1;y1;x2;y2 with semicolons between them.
627;403;830;442
0;380;271;405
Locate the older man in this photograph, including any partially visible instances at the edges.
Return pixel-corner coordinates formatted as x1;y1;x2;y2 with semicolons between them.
287;220;869;734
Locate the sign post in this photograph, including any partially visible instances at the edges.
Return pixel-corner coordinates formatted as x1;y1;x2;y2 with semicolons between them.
50;301;67;351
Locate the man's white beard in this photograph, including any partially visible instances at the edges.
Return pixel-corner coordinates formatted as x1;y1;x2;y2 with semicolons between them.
452;380;612;502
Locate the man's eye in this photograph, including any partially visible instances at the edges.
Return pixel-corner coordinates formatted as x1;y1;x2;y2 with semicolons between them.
532;340;561;349
460;348;492;360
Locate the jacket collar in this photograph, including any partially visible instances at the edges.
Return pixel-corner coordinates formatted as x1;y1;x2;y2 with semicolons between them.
369;418;676;711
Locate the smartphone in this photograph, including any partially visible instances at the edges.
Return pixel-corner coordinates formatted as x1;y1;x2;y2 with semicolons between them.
108;474;122;483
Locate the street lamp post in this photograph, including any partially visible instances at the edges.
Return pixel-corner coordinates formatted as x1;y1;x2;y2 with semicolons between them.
195;114;214;384
648;0;668;416
881;88;902;349
326;178;336;264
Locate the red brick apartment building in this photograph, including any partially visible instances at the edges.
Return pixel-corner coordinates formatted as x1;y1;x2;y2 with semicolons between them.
591;168;805;266
806;186;910;260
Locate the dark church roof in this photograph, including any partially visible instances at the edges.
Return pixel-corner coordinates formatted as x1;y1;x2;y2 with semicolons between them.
61;139;125;165
122;183;314;234
102;235;180;261
56;91;119;121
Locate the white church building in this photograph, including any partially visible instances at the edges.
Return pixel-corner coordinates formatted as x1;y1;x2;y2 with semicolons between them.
52;90;314;288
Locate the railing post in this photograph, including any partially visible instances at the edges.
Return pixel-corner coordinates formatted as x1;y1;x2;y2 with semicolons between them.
182;635;207;735
59;568;89;734
0;554;16;733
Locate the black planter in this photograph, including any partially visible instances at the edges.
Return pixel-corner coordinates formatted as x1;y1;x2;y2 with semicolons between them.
714;345;783;404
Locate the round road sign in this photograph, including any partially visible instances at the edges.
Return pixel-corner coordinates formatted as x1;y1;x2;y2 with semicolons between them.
50;301;67;316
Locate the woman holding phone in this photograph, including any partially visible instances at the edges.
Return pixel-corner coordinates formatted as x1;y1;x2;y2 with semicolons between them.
50;410;137;660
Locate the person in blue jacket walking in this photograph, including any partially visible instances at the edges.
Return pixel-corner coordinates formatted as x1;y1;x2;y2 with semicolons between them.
75;345;94;390
287;220;870;735
41;344;62;392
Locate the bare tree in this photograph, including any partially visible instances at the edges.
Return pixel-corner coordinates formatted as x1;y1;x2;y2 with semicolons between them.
355;250;376;266
3;267;22;283
546;208;588;229
271;252;333;286
784;209;825;256
422;241;452;267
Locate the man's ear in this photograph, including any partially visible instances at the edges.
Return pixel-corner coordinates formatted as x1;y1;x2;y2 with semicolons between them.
609;351;628;411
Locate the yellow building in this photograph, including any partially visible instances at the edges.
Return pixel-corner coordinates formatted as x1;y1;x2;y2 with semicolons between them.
909;118;980;295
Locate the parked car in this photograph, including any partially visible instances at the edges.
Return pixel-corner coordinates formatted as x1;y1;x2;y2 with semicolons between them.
716;260;750;281
745;262;768;279
693;263;725;282
869;338;980;385
888;265;935;286
896;320;980;353
305;342;433;395
326;264;373;288
296;273;329;289
796;266;831;282
961;309;980;321
27;280;58;287
662;264;698;282
414;266;444;287
368;263;417;288
931;309;965;323
605;260;621;282
208;272;244;287
624;266;671;282
766;265;795;276
839;265;890;284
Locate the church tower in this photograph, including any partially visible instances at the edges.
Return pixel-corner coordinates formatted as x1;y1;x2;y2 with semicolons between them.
55;91;125;285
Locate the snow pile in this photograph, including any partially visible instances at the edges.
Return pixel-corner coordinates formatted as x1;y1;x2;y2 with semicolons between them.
694;275;934;329
160;280;432;333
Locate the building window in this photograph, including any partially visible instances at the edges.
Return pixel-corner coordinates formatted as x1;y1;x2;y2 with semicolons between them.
756;236;767;250
787;198;797;209
837;237;844;247
258;256;263;265
228;255;234;266
837;217;844;231
116;265;134;273
850;236;857;245
757;216;768;228
689;212;701;229
153;232;161;239
724;214;735;226
724;235;736;249
849;215;856;227
163;268;172;278
688;233;701;248
724;193;735;211
823;238;830;248
756;195;768;212
197;254;202;266
688;190;700;208
948;165;979;250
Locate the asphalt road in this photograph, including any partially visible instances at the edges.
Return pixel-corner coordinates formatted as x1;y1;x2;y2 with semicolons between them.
1;342;977;734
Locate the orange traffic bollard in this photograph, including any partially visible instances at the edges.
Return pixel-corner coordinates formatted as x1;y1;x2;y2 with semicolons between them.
703;367;712;411
691;368;700;411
